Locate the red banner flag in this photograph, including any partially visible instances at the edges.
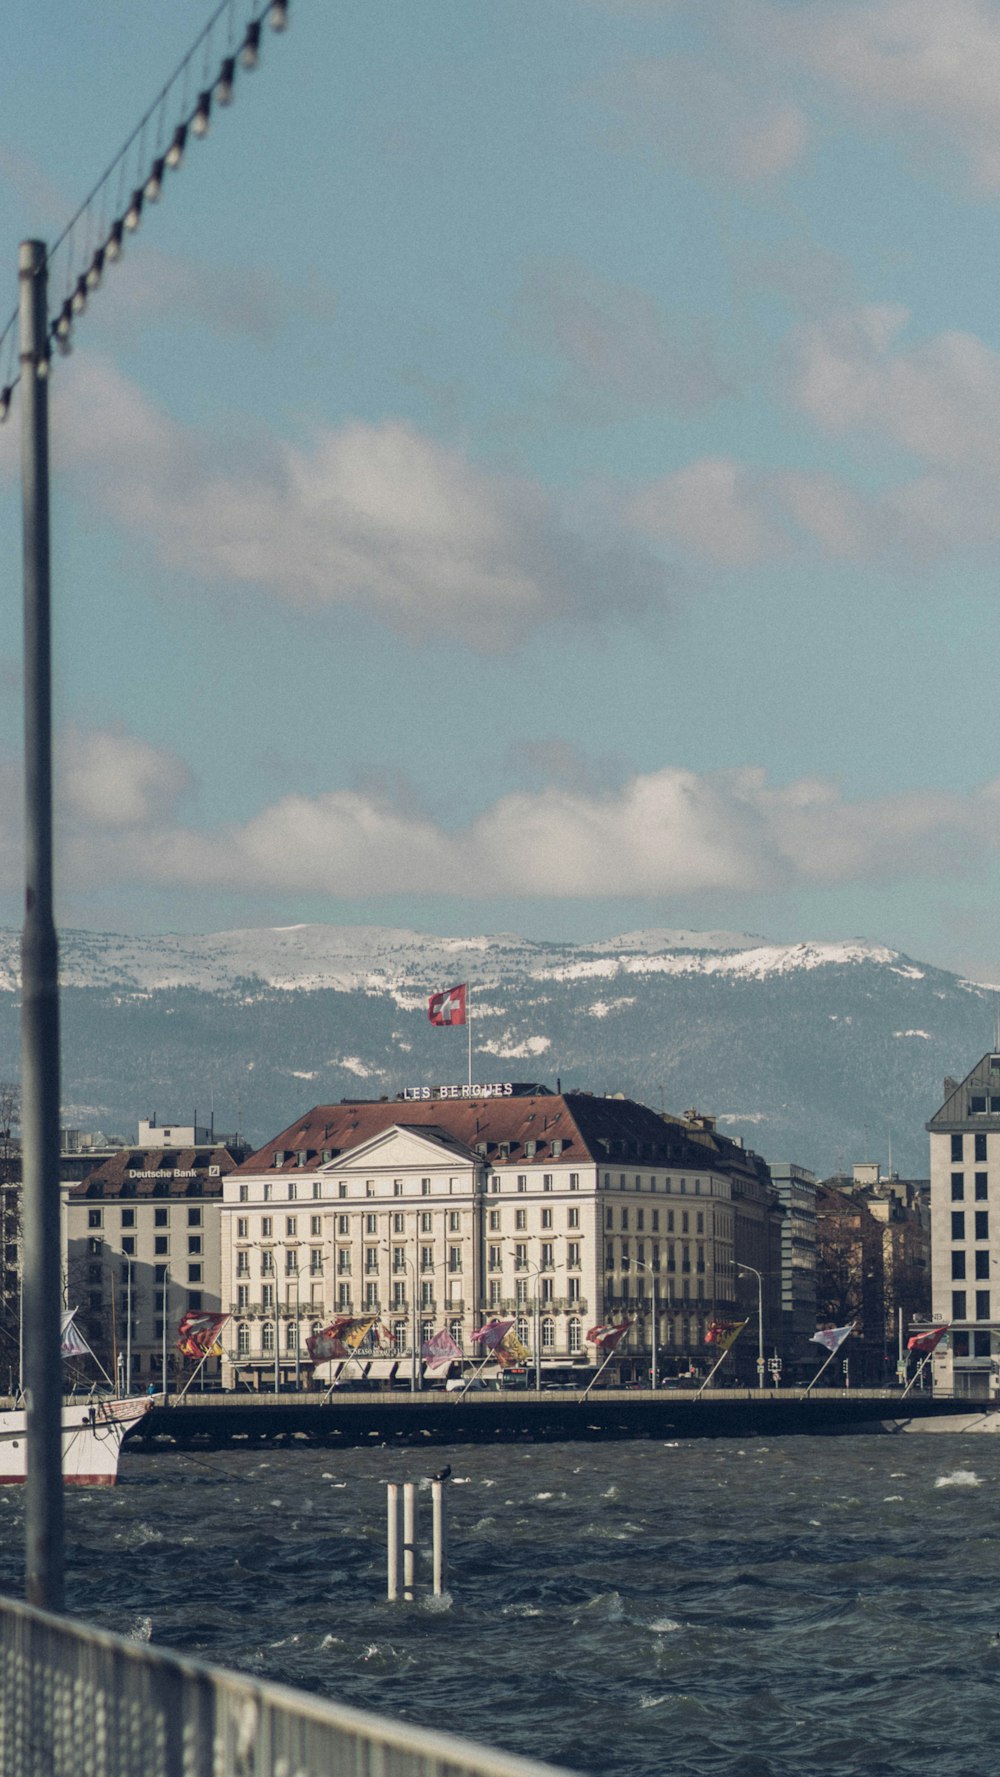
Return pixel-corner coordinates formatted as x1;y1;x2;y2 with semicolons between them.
907;1323;950;1354
306;1316;378;1362
428;983;467;1026
586;1319;631;1353
177;1311;230;1359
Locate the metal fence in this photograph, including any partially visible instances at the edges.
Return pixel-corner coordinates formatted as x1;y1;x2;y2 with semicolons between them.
0;1592;579;1777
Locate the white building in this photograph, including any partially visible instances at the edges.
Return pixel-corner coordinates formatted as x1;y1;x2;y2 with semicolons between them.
927;1055;1000;1399
221;1087;769;1389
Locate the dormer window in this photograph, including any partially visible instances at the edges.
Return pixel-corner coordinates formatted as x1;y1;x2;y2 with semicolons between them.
273;1151;286;1167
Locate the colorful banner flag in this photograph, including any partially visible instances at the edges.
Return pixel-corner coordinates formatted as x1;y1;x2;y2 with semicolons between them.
907;1322;950;1354
706;1318;747;1353
306;1315;379;1362
177;1310;230;1359
60;1308;90;1358
421;1328;463;1372
810;1323;854;1353
495;1330;531;1369
472;1317;514;1351
586;1319;631;1353
428;983;467;1026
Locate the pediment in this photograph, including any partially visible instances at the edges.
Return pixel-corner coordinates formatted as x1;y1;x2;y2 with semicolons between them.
317;1123;477;1175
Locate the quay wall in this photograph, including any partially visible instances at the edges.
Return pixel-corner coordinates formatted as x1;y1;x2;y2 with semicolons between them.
130;1387;962;1452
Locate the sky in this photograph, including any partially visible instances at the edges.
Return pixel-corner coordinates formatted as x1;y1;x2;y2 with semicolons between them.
3;0;1000;979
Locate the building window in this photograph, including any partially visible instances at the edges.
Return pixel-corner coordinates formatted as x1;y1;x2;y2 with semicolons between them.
541;1243;554;1271
337;1251;350;1274
448;1247;462;1273
489;1209;500;1231
154;1208;169;1227
286;1216;297;1237
975;1251;990;1279
237;1323;250;1356
365;1248;379;1275
541;1207;553;1230
237;1217;249;1239
976;1132;988;1162
421;1281;434;1307
122;1235;135;1256
422;1179;431;1196
568;1206;580;1229
516;1208;527;1231
976;1174;989;1201
976;1211;990;1241
952;1211;966;1240
971;1097;987;1115
237;1285;249;1309
569;1174;579;1190
449;1211;460;1232
542;1318;556;1350
605;1244;614;1271
261;1250;275;1276
121;1209;135;1228
339;1184;347;1199
421;1245;434;1272
262;1323;275;1354
952;1134;964;1162
188;1208;202;1227
515;1243;528;1269
488;1246;501;1271
490;1177;500;1193
261;1283;274;1310
543;1175;553;1192
338;1283;350;1309
952;1174;965;1200
239;1185;248;1203
976;1290;991;1320
516;1279;528;1305
311;1215;322;1236
568;1276;581;1301
489;1279;501;1306
87;1209;102;1229
365;1214;377;1235
568;1317;582;1352
338;1214;348;1236
952;1290;967;1319
366;1182;375;1198
154;1236;168;1255
286;1250;297;1275
188;1264;202;1284
188;1236;202;1255
420;1211;432;1233
974;1330;993;1356
391;1213;404;1234
261;1217;273;1238
541;1276;554;1302
310;1250;323;1274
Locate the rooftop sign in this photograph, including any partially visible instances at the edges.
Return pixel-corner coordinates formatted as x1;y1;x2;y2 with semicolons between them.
400;1083;514;1101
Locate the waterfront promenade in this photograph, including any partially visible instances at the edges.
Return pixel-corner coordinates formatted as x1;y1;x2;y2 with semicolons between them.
112;1383;957;1451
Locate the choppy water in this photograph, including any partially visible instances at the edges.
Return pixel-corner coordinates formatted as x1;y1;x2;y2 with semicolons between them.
2;1434;1000;1777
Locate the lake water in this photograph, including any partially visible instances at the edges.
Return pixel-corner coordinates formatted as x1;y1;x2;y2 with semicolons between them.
1;1432;999;1777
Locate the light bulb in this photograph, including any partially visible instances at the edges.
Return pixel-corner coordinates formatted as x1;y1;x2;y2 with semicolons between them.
36;352;50;380
269;1;288;31
215;56;236;106
124;189;143;231
165;123;187;169
71;275;88;316
0;387;10;423
240;21;261;68
145;157;165;202
55;301;73;345
192;90;211;136
86;247;104;290
105;219;125;262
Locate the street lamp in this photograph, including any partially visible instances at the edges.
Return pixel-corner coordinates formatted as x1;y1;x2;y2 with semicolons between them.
384;1240;421;1391
508;1248;542;1391
738;1263;765;1390
634;1259;658;1390
285;1267;300;1392
121;1250;134;1397
160;1262;170;1396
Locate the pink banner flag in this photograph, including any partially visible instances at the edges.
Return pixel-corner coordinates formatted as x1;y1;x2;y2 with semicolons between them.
421;1328;463;1372
472;1318;514;1352
586;1319;631;1353
810;1323;854;1353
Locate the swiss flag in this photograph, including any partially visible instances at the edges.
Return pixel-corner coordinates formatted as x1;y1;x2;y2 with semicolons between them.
428;983;467;1025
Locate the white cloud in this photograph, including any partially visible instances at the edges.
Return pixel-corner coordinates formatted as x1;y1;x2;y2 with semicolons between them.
59;726;191;828
46;357;668;651
39;748;1000;902
627;457;790;565
749;0;1000;190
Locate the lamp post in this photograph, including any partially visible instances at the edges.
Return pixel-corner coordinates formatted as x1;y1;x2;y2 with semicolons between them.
509;1249;542;1391
738;1263;765;1390
634;1259;658;1390
385;1241;421;1391
122;1250;134;1397
160;1262;170;1397
286;1267;300;1392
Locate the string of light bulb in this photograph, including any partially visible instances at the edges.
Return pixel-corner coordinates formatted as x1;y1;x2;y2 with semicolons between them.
0;0;289;424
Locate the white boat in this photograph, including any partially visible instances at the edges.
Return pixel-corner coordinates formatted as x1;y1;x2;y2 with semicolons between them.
0;1395;154;1485
880;1408;1000;1434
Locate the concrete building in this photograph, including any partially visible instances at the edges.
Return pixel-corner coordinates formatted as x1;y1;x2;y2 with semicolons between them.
768;1161;817;1378
64;1127;248;1391
927;1056;1000;1400
221;1087;785;1390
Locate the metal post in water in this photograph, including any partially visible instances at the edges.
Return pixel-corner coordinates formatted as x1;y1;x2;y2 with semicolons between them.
19;238;65;1611
402;1481;416;1602
432;1478;448;1597
387;1483;400;1602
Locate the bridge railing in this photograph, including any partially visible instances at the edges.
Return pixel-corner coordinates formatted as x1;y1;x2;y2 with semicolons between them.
0;1591;578;1777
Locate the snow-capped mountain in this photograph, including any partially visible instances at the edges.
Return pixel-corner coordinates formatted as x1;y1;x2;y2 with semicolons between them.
0;924;988;1175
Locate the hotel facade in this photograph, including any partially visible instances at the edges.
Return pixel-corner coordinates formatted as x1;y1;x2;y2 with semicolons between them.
221;1086;784;1387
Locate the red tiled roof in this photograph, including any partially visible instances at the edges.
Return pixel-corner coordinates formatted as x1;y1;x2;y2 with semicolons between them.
68;1146;243;1198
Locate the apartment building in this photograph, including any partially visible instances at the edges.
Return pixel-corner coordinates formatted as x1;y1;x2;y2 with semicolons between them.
927;1055;1000;1400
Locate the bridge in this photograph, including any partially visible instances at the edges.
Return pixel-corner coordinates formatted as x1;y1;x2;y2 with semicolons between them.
131;1384;965;1452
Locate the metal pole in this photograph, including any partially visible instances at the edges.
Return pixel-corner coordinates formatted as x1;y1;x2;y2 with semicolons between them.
274;1264;280;1394
125;1252;133;1395
387;1483;400;1601
19;238;65;1612
410;1256;420;1391
739;1264;765;1389
161;1264;169;1396
534;1285;540;1392
402;1481;416;1602
432;1478;447;1596
637;1259;657;1388
293;1273;300;1391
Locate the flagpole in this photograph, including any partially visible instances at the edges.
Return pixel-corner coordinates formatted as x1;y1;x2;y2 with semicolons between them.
804;1327;854;1395
467;982;472;1091
696;1323;746;1397
176;1347;215;1401
583;1343;619;1399
898;1353;932;1400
